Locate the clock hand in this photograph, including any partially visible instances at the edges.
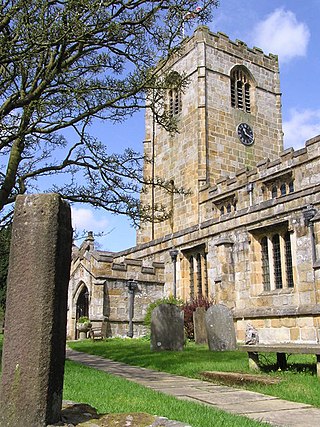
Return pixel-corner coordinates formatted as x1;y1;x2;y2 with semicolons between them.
243;128;252;138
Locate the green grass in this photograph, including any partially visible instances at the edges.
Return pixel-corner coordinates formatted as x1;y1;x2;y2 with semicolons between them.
68;338;320;408
0;335;267;426
64;359;266;427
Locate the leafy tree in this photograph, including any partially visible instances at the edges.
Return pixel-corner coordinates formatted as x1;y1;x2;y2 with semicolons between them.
0;0;218;226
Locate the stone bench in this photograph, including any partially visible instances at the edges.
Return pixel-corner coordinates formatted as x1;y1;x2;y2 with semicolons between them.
238;344;320;377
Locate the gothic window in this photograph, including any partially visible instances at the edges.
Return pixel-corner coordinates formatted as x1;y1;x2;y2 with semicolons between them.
280;183;287;196
263;173;295;201
258;228;294;292
183;246;208;300
231;67;252;113
165;71;182;117
168;88;182;116
272;186;278;198
289;181;294;193
213;194;237;218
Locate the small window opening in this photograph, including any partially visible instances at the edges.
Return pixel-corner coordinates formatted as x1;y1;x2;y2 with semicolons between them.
280;183;286;196
272;186;278;198
289;181;294;193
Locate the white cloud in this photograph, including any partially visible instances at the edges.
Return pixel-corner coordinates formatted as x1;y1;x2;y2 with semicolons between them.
251;8;310;63
283;108;320;149
71;206;109;234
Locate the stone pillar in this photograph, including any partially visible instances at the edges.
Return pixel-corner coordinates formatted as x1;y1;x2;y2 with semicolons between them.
0;194;72;427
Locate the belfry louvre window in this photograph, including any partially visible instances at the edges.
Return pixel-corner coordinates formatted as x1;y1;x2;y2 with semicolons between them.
165;71;183;117
231;68;251;113
259;229;294;291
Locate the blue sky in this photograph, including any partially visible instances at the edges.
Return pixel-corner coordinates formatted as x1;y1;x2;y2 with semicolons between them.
73;0;320;252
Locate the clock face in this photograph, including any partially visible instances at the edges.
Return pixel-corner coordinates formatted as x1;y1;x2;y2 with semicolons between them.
237;123;254;146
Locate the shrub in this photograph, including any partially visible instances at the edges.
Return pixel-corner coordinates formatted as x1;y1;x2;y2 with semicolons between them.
77;316;90;324
144;295;183;329
183;296;214;340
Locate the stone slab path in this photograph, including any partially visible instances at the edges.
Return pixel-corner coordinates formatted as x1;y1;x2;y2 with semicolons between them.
66;348;320;426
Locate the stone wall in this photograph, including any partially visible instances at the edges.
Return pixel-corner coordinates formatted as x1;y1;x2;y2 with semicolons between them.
138;26;283;244
110;136;320;344
68;240;165;339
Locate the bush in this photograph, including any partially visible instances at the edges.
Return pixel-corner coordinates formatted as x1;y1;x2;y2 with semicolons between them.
183;296;214;340
77;316;90;324
144;295;183;329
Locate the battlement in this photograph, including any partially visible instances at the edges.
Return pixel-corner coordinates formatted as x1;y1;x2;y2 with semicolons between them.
184;26;279;71
207;135;320;204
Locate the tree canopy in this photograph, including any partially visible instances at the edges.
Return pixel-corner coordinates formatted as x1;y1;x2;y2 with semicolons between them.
0;0;218;226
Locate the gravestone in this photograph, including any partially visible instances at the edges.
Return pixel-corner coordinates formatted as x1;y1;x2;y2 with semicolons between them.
0;194;72;427
205;304;237;351
151;304;184;351
193;306;208;344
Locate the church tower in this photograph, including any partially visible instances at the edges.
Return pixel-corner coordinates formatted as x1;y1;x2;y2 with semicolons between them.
137;26;283;244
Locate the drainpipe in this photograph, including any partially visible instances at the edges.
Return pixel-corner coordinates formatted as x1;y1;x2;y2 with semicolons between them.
169;248;179;298
126;280;138;338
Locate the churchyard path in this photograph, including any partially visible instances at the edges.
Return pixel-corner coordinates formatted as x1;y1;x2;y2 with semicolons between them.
66;347;320;427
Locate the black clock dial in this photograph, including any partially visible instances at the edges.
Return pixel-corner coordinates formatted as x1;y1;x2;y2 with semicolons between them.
237;123;254;146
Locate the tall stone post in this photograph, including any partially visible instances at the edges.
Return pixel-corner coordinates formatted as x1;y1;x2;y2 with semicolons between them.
0;194;72;427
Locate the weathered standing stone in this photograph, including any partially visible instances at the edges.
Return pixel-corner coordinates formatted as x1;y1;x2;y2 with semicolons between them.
151;304;184;351
193;307;208;344
205;305;237;351
0;194;72;427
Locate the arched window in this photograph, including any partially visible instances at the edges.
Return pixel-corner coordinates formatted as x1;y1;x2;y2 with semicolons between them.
166;71;182;117
271;186;278;198
231;67;252;113
289;181;294;193
168;88;182;116
280;183;287;196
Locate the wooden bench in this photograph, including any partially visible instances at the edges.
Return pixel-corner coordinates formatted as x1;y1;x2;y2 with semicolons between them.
238;344;320;377
88;327;105;340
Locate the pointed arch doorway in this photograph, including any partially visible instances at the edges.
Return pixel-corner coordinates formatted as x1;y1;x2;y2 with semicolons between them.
75;285;89;339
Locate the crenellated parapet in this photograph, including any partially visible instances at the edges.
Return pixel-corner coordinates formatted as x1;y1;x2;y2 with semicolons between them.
204;135;320;218
71;241;165;285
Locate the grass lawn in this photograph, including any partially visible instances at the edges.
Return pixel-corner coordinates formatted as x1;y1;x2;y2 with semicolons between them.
0;334;267;426
64;359;267;426
68;337;320;408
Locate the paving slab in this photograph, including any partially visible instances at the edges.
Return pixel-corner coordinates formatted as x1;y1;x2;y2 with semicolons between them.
66;348;320;427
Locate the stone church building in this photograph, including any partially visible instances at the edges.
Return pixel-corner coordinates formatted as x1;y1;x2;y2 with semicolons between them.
68;26;320;344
